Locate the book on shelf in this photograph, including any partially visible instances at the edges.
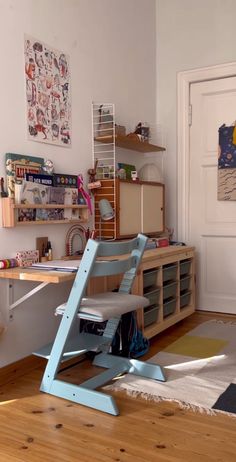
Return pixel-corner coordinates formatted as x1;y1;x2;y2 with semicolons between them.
24;173;53;186
48;186;65;205
64;188;81;220
53;173;78;188
5;153;44;198
16;180;50;205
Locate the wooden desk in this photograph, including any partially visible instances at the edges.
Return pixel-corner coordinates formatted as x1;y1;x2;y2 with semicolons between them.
0;266;76;284
0;245;195;337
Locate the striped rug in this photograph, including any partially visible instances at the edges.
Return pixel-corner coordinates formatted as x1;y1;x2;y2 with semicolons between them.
108;320;236;417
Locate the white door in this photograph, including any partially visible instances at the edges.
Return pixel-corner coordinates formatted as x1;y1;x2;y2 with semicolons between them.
190;76;236;313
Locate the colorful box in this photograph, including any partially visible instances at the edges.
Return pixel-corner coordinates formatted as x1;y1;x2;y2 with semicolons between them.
15;250;39;267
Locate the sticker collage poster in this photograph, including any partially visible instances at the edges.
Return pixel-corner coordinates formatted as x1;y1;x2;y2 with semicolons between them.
24;35;71;147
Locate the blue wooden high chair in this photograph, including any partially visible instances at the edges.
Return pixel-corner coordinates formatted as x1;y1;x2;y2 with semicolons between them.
37;234;166;415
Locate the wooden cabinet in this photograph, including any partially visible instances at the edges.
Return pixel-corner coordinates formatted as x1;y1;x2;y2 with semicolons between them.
94;179;165;239
89;245;195;339
135;246;195;339
1;198;89;227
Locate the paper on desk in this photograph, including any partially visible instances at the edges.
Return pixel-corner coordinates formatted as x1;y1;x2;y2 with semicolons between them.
31;259;81;271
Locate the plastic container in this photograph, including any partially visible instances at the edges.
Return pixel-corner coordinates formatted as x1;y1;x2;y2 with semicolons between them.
143;268;159;289
180;275;191;292
163;298;176;318
180;259;191;276
144;305;159;327
163;281;177;300
144;286;161;306
180;291;191;309
163;264;177;283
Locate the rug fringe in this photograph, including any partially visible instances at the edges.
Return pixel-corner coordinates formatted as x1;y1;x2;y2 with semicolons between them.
111;386;236;419
212;319;236;326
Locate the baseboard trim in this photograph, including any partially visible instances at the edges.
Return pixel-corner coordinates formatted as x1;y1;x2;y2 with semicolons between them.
0;353;87;387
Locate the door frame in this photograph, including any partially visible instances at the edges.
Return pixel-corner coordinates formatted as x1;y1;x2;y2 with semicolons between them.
177;62;236;243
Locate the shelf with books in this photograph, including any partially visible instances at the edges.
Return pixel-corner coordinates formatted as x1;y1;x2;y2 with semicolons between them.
1;198;89;227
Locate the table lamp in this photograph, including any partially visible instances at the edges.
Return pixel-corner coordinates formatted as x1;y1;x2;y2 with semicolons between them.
99;199;115;240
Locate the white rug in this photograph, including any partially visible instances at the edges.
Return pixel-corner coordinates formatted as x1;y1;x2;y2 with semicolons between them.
107;320;236;416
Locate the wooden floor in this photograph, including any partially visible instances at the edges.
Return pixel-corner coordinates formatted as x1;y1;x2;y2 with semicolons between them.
1;311;236;462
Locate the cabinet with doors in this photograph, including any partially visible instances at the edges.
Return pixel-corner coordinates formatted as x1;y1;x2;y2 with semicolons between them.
94;178;165;239
135;245;195;339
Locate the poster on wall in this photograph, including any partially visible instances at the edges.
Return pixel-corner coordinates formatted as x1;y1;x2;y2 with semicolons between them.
24;35;71;147
218;124;236;200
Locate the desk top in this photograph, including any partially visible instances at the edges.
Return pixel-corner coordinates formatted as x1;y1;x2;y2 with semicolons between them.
0;245;195;284
0;266;76;283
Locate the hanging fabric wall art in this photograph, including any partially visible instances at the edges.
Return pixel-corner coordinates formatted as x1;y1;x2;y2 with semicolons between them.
218;124;236;200
24;35;71;147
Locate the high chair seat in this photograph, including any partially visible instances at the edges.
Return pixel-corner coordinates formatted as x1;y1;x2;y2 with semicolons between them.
56;291;150;322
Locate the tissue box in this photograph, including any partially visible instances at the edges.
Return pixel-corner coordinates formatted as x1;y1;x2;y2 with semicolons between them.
16;250;39;267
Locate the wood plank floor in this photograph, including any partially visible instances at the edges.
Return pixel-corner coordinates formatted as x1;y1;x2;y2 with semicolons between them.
1;311;236;462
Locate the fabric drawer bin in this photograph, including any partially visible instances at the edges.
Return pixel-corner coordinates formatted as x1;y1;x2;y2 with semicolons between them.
180;259;191;276
144;287;161;306
143;269;159;289
180;291;191;308
163;281;177;300
163;264;177;283
144;305;159;327
163;298;176;318
180;275;191;292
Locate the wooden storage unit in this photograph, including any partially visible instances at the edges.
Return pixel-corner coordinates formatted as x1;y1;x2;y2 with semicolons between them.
136;245;195;339
94;178;165;239
1;197;89;227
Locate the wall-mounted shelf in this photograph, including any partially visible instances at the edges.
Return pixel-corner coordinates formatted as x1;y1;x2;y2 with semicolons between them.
1;198;89;228
94;134;165;153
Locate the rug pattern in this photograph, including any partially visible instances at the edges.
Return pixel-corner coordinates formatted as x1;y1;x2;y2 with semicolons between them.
107;320;236;416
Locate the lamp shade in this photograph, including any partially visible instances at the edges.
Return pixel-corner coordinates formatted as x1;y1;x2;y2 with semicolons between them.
99;199;114;221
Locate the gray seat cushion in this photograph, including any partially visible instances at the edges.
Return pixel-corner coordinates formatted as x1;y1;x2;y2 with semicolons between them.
56;291;149;322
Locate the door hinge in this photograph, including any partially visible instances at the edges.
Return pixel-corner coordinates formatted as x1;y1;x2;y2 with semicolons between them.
188;104;192;126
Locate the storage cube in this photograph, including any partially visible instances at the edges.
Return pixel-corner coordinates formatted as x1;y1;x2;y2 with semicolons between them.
143;268;159;289
180;291;191;308
163;281;177;300
163;264;177;283
180;259;191;276
144;305;159;327
180;275;191;292
163;298;176;318
144;286;161;306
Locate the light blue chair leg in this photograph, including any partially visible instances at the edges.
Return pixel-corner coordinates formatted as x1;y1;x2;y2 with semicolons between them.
93;352;166;382
41;379;119;416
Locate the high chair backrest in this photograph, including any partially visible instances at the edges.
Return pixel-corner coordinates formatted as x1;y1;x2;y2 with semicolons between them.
65;233;148;314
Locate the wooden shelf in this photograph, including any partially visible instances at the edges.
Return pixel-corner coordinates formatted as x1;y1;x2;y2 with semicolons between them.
1;198;89;228
94;134;165;153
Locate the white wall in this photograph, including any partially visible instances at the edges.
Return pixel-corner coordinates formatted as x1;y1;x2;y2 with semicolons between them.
156;0;236;238
0;0;157;366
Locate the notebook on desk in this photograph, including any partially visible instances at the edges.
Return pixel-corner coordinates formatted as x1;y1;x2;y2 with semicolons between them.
31;260;81;272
